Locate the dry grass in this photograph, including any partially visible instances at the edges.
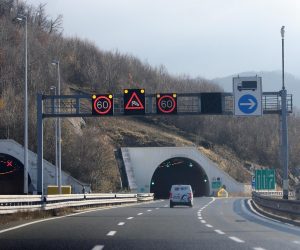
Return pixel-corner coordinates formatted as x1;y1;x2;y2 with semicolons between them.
0;208;74;226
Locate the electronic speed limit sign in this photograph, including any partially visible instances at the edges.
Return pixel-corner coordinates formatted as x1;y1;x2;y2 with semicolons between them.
92;94;113;115
156;93;177;114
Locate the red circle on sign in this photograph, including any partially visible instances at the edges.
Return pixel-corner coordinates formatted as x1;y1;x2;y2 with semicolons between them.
158;95;176;113
93;96;112;115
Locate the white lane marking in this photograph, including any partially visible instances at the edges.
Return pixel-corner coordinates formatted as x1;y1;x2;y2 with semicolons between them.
198;217;202;219
214;229;225;235
229;236;245;243
0;201;160;235
118;222;125;226
127;217;134;220
91;245;104;250
147;209;152;212
200;220;206;223
107;231;116;236
253;247;266;250
155;208;159;210
293;241;300;245
205;224;213;228
137;213;143;215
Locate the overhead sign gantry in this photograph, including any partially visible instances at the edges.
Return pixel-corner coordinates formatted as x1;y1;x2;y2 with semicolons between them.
36;82;293;195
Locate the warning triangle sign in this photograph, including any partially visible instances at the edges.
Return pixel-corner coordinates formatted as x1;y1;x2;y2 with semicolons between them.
125;92;145;110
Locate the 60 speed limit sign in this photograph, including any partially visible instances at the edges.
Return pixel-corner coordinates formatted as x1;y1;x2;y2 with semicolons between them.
92;94;113;115
156;93;177;114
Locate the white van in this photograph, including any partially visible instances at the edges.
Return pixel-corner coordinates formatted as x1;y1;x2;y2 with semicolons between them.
169;184;193;208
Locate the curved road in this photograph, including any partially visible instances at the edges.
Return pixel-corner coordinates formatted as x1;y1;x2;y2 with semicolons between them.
0;197;300;250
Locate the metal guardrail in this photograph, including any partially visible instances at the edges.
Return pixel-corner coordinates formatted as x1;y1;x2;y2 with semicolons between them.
252;191;300;216
254;190;294;197
0;193;154;214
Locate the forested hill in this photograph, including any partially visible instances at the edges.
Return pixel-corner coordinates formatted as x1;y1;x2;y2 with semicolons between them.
1;1;299;191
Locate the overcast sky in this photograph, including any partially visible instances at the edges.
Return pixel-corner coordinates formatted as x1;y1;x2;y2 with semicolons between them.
26;0;300;80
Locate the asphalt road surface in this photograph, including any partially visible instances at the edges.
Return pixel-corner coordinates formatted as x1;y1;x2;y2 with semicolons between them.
0;197;300;250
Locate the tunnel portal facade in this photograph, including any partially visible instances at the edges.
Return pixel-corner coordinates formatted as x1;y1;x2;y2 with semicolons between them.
121;147;247;197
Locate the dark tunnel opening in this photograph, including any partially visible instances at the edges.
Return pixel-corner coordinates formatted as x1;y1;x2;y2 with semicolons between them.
150;157;210;199
0;153;31;194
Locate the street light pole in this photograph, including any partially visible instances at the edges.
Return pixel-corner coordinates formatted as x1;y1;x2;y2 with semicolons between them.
280;26;289;200
17;14;28;194
52;60;62;194
50;86;58;186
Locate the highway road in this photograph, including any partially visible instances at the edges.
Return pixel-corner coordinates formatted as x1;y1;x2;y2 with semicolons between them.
0;197;300;250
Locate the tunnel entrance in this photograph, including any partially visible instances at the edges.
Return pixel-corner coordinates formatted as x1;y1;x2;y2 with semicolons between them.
0;153;31;194
150;157;210;199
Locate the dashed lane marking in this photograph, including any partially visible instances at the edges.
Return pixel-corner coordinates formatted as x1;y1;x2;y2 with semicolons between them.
229;236;245;243
205;224;213;228
200;220;206;223
118;222;125;226
147;210;152;212
137;213;143;215
91;245;104;250
214;229;225;235
127;217;134;220
253;247;266;250
155;208;159;210
293;241;300;245
198;217;202;219
107;231;116;236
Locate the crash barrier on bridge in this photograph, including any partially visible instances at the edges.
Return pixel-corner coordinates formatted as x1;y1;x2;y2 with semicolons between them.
0;193;154;215
252;191;300;218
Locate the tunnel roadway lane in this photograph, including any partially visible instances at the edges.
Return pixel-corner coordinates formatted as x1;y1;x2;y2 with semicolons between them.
0;197;300;250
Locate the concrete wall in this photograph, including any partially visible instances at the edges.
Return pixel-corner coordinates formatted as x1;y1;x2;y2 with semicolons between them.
0;140;89;194
121;147;248;195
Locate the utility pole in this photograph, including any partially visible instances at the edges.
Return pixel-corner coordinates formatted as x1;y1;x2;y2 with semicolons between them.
280;26;289;200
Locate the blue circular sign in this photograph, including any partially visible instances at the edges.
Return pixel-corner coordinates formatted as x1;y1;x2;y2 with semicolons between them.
238;94;258;114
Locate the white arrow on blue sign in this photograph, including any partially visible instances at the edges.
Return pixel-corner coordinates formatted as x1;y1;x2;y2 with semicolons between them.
238;94;258;114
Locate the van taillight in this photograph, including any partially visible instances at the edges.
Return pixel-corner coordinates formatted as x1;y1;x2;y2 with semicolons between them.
188;193;192;198
169;192;172;198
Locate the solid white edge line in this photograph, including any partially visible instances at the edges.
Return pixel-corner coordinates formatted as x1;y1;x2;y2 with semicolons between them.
107;231;116;236
247;199;285;224
229;236;245;243
91;245;104;250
